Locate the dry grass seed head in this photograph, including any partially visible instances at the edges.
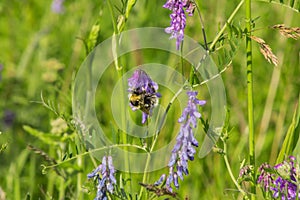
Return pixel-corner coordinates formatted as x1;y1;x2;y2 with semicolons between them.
272;24;300;40
250;35;279;66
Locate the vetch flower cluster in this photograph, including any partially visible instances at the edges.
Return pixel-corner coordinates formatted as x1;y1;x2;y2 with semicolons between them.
272;156;300;199
155;91;206;191
128;69;161;124
257;156;300;199
238;165;254;183
163;0;196;50
87;156;117;200
257;163;273;192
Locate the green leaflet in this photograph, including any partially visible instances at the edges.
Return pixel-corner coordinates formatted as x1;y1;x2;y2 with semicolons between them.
276;95;300;164
211;23;242;69
191;24;242;106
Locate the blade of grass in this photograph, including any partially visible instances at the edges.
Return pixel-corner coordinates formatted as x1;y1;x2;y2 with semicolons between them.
276;95;300;163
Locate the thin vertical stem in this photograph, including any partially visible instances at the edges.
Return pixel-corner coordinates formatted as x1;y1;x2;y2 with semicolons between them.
194;0;208;50
222;140;247;196
76;155;83;200
245;0;256;198
107;0;131;192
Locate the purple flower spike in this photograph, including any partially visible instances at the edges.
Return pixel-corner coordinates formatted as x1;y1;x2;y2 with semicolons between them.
87;164;103;179
257;163;273;192
128;69;161;124
87;156;117;200
154;174;166;186
155;90;205;191
163;0;195;50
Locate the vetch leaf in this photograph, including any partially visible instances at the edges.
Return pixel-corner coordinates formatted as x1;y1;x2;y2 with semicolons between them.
212;33;241;68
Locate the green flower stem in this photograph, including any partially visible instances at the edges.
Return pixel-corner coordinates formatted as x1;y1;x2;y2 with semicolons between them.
245;0;256;198
76;155;83;200
107;0;132;192
138;152;151;199
194;0;208;50
222;139;247;197
42;144;147;171
209;0;244;51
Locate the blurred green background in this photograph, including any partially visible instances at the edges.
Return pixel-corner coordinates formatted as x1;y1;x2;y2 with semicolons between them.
0;0;299;199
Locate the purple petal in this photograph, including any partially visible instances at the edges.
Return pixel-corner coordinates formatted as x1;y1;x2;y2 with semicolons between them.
154;174;166;186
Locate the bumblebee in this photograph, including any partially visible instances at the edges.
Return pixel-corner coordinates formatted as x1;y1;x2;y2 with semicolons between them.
129;87;158;115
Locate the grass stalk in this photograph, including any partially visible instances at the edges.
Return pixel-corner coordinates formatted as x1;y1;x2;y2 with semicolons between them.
245;0;256;198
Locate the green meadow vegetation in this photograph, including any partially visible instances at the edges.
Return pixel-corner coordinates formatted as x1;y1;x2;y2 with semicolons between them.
0;0;299;199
